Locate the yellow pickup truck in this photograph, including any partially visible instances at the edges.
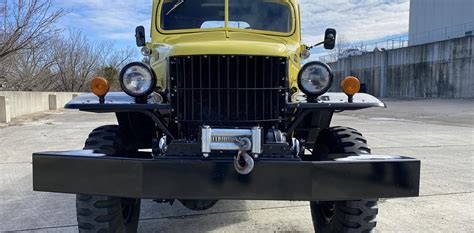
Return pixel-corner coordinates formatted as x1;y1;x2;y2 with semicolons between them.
33;1;420;232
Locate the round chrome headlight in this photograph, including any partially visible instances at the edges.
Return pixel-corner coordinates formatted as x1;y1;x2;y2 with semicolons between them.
298;61;333;97
119;62;156;97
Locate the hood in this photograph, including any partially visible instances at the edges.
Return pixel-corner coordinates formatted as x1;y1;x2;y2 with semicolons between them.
150;31;302;92
153;31;299;58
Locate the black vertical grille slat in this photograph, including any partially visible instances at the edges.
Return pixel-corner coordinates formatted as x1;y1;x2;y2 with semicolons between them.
253;57;257;121
245;57;249;121
183;57;187;120
226;56;230;117
217;57;220;118
208;56;212;118
199;56;203;120
170;55;287;125
190;57;194;120
236;56;240;119
263;57;267;120
269;57;273;117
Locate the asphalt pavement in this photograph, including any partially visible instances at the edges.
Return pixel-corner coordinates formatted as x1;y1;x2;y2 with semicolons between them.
0;99;473;232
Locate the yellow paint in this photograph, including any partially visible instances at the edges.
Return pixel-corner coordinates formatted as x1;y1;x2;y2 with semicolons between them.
149;0;304;91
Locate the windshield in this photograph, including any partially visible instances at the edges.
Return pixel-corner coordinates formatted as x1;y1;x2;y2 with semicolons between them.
159;0;293;33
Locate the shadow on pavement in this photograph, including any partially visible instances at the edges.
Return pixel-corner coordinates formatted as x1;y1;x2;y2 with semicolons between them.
139;200;249;232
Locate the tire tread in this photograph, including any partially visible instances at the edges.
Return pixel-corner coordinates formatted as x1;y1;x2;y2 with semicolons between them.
310;126;378;233
76;125;140;233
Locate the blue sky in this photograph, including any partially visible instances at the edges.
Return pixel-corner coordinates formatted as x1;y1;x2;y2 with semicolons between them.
52;0;410;55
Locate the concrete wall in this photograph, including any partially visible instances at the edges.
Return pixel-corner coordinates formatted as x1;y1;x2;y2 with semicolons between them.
409;0;474;46
0;92;80;123
328;36;474;98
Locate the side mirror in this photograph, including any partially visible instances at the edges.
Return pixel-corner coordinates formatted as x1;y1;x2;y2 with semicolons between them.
307;28;337;50
135;26;146;47
324;28;337;50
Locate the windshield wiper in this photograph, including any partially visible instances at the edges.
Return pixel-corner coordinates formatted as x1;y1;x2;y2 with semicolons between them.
166;0;185;15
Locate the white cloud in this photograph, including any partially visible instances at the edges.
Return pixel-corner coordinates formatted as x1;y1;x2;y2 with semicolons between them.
53;0;152;42
300;0;410;45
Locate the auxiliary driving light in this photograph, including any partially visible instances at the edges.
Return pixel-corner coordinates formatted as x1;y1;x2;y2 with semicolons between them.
341;76;361;96
91;77;110;98
119;62;156;98
298;61;334;98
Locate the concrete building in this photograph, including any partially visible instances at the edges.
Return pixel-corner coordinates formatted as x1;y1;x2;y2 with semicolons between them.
409;0;474;46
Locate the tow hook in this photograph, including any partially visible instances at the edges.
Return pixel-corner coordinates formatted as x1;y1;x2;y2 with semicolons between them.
234;151;255;175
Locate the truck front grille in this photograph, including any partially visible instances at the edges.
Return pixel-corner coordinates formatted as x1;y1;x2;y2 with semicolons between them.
169;55;288;125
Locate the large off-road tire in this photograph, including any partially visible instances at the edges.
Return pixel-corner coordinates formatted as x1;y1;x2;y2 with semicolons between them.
76;125;141;233
310;126;378;233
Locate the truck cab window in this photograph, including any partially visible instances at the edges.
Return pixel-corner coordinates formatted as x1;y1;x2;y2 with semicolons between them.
229;0;292;33
160;0;292;33
161;0;225;30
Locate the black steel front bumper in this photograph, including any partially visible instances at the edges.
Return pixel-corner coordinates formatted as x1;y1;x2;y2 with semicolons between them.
32;151;420;201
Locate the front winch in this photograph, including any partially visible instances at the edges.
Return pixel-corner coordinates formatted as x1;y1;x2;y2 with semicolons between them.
201;126;262;174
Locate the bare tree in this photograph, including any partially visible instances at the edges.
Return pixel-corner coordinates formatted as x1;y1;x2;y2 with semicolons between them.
2;28;138;92
3;35;58;91
0;0;138;92
0;0;64;61
52;30;107;92
97;46;137;90
105;46;137;69
327;34;351;61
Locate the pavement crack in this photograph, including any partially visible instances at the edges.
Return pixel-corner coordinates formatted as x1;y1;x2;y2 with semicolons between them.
419;191;473;198
5;224;77;232
0;161;31;165
372;144;473;149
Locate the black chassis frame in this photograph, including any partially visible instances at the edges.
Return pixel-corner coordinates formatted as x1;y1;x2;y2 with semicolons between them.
32;92;421;201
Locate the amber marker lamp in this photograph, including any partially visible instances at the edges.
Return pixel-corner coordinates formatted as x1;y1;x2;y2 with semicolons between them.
91;77;110;103
341;76;361;103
